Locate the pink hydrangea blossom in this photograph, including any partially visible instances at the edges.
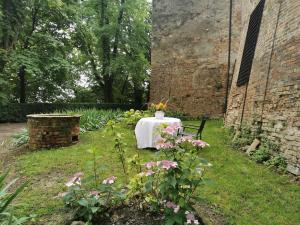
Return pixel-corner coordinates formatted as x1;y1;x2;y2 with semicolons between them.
140;170;155;177
157;160;178;170
65;172;84;187
185;211;199;224
145;161;157;169
166;201;180;213
102;176;117;185
156;142;174;150
175;135;193;144
192;140;209;148
162;125;181;135
90;190;100;198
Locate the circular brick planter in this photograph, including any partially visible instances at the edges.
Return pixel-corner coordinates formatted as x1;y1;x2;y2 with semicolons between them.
27;114;81;149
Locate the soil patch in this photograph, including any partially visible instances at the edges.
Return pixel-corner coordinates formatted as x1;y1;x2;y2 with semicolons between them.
90;203;204;225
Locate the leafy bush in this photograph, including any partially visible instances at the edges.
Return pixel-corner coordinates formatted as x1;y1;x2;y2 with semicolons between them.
62;173;125;223
122;109;151;128
230;125;254;150
132;125;210;224
11;129;29;147
231;137;252;150
0;103;134;122
250;146;271;163
259;135;280;152
62;109;123;132
60;122;211;225
0;171;32;225
265;155;287;172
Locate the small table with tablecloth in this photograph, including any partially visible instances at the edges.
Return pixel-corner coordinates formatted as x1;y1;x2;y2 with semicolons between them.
135;117;182;149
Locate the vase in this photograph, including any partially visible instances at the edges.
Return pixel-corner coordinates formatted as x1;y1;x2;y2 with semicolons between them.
155;111;165;119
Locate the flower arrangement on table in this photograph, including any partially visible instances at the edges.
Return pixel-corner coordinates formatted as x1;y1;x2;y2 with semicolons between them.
150;100;168;119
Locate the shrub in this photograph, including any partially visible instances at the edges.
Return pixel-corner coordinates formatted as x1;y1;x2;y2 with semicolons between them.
129;124;211;224
0;171;32;224
11;129;29;147
61;173;125;223
0;103;135;122
231;137;252;150
259;135;280;152
61;109;123;132
265;155;287;172
250;146;271;163
121;109;151;128
60;122;211;225
230;125;254;150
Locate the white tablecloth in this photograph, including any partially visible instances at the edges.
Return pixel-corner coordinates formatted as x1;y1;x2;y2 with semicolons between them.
135;117;182;149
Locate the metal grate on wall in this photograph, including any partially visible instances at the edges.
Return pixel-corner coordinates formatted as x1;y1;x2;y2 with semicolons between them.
237;0;266;86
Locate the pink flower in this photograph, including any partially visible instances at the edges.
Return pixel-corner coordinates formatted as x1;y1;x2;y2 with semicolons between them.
102;176;117;185
175;136;193;144
166;201;180;213
90;190;100;198
156;142;174;150
145;161;157;169
192;140;209;148
157;160;178;170
162;125;181;135
185;211;199;224
65;172;84;187
140;170;155;177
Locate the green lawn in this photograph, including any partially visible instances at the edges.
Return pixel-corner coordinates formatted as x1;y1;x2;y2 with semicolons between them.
11;120;300;225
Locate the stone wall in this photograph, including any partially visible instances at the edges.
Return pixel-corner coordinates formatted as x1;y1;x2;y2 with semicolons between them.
150;0;242;117
226;0;300;175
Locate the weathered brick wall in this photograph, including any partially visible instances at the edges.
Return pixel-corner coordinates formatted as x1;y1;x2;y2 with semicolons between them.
27;115;80;149
150;0;242;117
226;0;300;175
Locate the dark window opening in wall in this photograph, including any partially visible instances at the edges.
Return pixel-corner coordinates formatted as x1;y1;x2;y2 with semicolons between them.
237;0;265;86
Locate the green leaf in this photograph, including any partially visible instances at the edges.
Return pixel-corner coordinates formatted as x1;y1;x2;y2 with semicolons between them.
78;199;89;207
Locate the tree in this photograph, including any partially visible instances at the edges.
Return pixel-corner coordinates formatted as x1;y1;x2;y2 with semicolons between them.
0;0;151;104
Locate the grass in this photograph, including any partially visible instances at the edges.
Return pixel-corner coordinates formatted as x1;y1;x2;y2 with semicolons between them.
9;120;300;225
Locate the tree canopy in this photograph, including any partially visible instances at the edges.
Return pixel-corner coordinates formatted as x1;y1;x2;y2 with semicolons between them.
0;0;151;106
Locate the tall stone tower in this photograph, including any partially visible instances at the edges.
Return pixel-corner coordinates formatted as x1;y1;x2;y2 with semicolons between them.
150;0;241;117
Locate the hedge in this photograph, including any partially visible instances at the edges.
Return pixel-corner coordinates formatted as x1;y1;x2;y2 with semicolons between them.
0;103;136;122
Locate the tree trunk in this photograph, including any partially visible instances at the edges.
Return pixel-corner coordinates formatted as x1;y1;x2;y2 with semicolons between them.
104;76;113;103
100;0;112;103
133;84;143;109
18;65;26;103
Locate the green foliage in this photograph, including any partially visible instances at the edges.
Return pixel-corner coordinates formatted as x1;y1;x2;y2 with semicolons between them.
231;137;252;150
63;109;123;132
259;135;280;152
10;120;300;225
105;121;129;182
128;125;211;224
230;125;254;150
11;129;28;147
61;118;210;224
0;171;32;225
250;146;271;163
265;155;287;172
0;0;151;104
121;109;151;128
62;172;125;224
0;103;132;122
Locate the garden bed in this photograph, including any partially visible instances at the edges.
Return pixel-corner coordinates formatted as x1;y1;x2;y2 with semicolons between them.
3;118;300;225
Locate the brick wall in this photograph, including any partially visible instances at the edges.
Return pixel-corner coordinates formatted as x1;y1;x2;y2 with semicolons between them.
27;115;80;149
226;0;300;175
150;0;242;117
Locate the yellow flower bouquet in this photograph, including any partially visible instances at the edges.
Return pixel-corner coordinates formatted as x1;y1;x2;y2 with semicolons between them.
150;101;168;119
